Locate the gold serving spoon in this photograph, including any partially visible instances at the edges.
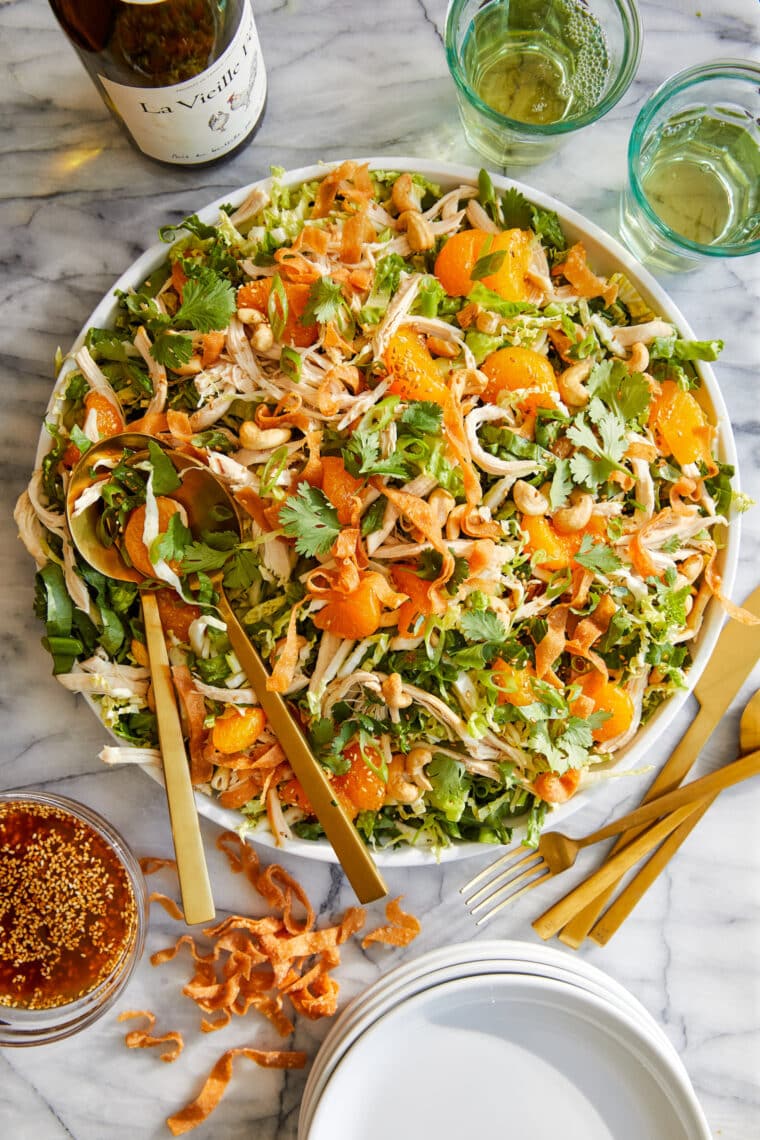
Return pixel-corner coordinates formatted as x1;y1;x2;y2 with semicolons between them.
70;433;387;904
66;434;215;926
165;447;389;905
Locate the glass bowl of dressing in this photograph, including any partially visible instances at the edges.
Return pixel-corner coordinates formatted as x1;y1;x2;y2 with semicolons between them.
0;790;147;1046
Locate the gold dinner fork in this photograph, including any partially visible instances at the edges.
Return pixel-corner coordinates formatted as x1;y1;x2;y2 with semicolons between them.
461;800;702;923
462;742;760;924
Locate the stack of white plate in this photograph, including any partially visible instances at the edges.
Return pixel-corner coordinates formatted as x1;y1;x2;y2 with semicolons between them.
298;940;711;1140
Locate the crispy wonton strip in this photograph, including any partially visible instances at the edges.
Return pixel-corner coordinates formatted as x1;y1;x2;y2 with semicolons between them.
171;665;212;784
267;601;305;692
371;478;455;602
166;1047;307;1136
118;1010;184;1063
149;892;185;920
139;856;177;876
705;558;760;625
535;604;570;680
361;896;421;948
565;595;618;657
552;242;618;306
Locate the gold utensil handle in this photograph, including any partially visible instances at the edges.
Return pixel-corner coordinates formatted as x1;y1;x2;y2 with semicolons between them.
588;798;713;944
532;800;706;940
559;585;760;948
142;592;215;925
216;588;388;904
558;709;714;947
577;745;760;847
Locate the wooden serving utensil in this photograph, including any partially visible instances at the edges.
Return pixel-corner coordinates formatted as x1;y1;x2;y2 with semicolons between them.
66;434;214;926
143;440;388;905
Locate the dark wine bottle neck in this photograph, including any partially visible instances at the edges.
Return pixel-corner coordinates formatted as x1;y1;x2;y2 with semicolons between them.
49;0;117;53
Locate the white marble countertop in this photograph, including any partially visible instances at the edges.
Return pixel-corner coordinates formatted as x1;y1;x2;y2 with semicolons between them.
2;1;760;1136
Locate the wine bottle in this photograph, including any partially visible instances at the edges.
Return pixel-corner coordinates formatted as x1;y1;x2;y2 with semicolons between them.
48;0;267;167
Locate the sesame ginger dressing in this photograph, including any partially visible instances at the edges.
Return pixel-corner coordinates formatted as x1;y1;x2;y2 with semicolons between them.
0;801;138;1009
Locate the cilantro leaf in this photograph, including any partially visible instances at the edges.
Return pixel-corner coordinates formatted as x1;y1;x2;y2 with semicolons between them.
567;404;628;490
360;499;387;537
342;431;410;479
549;458;573;509
302;276;346;325
573;534;623;573
529;204;565;253
147;440;182;494
587;359;651;424
460;609;507;643
279;483;341;557
223;549;260;590
399;401;443;435
179;541;234;573
501;187;533;230
417;549;470;593
152;512;191;564
174;267;235;332
150;330;195;370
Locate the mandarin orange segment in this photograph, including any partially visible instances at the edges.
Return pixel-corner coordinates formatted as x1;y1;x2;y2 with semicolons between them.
236;278;318;347
211;706;267;755
493;657;536;706
434;228;531;300
383;326;450;406
122;497;182;578
520;514;576;570
648;380;713;468
63;391;124;467
155;589;202;643
331;742;386;814
481;345;558;405
570;671;634;743
533;768;580;803
312;577;383;639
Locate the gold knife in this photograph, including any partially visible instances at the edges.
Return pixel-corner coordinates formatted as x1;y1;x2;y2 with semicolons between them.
558;584;760;948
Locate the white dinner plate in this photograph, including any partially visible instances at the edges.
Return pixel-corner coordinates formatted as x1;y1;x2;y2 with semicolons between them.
36;157;740;866
298;939;694;1137
303;972;711;1140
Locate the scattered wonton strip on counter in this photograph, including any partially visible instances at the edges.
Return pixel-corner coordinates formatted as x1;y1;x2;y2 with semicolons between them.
123;831;421;1134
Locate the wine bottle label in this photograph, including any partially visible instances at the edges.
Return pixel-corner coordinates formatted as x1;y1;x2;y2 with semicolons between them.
98;3;266;165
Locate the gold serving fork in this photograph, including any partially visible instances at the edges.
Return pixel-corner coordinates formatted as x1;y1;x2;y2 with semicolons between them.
462;742;760;925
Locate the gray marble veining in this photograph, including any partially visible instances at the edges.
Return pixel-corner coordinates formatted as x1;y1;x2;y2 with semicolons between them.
1;1;759;1136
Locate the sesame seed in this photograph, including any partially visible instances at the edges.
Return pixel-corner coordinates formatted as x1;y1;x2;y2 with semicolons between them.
0;802;137;1010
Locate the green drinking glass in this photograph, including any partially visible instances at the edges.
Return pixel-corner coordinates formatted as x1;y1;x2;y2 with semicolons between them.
445;0;642;167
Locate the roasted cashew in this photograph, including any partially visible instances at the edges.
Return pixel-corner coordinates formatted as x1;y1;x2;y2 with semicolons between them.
626;341;650;374
405;746;433;791
250;323;274;352
676;553;704;586
239;422;292;449
553;490;593;534
385;754;420;805
400;210;435;252
391;172;423;214
513;479;550;517
557;358;593;408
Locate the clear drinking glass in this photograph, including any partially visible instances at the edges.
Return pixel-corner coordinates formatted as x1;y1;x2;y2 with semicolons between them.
444;0;642;167
619;60;760;273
